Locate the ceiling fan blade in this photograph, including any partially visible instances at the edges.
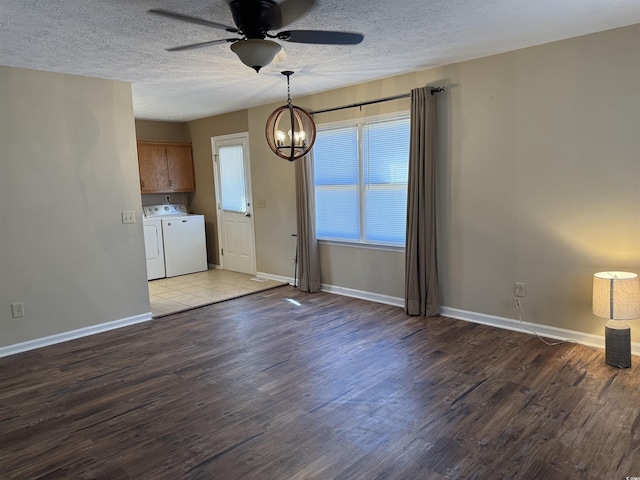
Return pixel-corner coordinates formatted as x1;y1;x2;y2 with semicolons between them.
166;38;238;52
278;0;316;27
278;30;364;45
149;9;239;33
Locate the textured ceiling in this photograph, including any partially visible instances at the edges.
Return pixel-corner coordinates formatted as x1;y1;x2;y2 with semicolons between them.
2;0;639;121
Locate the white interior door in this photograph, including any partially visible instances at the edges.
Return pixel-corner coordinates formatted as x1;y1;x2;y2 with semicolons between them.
212;133;256;275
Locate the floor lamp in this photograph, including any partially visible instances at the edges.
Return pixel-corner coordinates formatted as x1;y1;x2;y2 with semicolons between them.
593;271;640;368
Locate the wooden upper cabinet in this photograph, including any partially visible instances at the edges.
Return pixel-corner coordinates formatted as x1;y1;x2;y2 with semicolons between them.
165;144;195;192
137;142;195;193
138;143;169;193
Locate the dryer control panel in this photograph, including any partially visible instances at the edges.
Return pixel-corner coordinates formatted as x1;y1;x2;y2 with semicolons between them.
143;204;188;217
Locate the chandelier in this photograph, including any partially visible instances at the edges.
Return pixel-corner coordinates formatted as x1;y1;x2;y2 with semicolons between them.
265;71;316;162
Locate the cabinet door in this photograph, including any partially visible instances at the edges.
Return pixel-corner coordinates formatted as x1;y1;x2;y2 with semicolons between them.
138;143;170;193
166;144;195;192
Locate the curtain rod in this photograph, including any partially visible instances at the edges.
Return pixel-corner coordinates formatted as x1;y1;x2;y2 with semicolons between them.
309;87;444;115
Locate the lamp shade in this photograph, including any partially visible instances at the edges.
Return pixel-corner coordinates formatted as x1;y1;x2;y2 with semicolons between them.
593;271;640;320
230;39;281;72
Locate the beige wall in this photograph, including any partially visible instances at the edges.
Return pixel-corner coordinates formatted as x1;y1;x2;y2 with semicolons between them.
245;24;640;338
436;24;640;338
0;67;150;347
247;102;299;276
186;111;249;265
135;119;188;143
130;24;640;342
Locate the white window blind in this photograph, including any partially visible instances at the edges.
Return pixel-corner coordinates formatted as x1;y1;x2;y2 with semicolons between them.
314;114;410;246
218;145;246;212
314;126;359;240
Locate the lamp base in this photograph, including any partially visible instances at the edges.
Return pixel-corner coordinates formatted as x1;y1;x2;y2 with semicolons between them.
605;322;631;368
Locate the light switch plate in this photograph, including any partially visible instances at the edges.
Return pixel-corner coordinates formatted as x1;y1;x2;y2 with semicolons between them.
122;211;136;224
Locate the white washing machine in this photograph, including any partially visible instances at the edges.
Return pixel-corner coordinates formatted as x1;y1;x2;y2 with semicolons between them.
143;204;208;279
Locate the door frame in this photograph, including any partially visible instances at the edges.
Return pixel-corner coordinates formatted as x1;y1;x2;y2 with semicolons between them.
211;132;257;274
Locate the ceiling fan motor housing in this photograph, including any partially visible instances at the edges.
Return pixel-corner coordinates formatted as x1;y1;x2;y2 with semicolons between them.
230;0;282;38
149;1;363;69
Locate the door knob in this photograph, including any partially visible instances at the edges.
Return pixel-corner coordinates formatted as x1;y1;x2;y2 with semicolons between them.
245;212;251;217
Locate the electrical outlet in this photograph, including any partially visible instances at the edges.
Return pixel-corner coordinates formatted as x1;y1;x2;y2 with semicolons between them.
514;282;526;297
11;302;24;318
121;211;136;224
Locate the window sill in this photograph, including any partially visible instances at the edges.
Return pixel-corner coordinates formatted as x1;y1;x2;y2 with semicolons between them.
318;239;405;253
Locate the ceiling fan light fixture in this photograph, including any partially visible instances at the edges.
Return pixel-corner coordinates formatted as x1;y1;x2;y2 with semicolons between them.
230;39;282;72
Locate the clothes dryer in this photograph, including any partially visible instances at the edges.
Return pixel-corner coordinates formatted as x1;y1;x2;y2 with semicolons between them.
143;204;207;278
143;217;165;280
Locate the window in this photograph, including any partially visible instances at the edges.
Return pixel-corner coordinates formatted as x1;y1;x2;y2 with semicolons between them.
314;114;410;246
218;144;247;212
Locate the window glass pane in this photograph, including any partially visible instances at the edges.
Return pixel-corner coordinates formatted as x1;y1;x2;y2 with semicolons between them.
316;186;360;240
363;186;407;244
363;117;410;245
219;145;246;212
314;127;359;185
364;119;410;184
314;126;360;241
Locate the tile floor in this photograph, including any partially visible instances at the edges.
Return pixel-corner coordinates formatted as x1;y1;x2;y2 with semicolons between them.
148;269;287;317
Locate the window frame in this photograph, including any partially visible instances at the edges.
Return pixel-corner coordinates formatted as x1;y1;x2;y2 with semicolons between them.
313;110;410;249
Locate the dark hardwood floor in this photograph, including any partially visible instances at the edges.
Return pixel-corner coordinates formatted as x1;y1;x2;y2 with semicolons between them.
2;285;640;479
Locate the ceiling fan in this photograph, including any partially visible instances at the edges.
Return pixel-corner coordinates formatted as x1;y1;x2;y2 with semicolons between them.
150;0;364;72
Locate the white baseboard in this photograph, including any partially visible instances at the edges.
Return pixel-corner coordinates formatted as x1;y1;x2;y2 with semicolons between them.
256;271;294;285
257;275;631;356
441;306;640;356
255;274;406;308
0;312;153;359
320;284;405;308
6;270;621;361
3;283;635;359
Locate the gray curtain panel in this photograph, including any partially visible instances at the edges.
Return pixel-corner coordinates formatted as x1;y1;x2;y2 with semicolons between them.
405;86;440;316
295;154;322;292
